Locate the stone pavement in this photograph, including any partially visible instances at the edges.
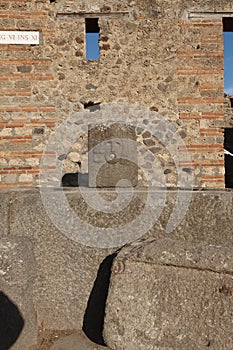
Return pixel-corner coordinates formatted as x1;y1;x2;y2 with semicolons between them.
50;331;110;350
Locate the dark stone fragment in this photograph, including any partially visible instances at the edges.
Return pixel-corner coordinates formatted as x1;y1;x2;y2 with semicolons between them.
179;130;187;139
101;5;111;12
143;139;155;147
136;127;143;135
101;44;110;51
54;39;66;46
149;147;162;153
182;168;192;174
164;169;172;174
86;84;97;90
142;131;151;139
150;106;158;112
164;76;173;83
171;138;177;144
33;127;44;135
75;50;83;57
100;36;108;42
168;161;175;166
58;154;67;161
17;65;32;73
75;36;83;44
113;44;121;50
58;73;65;80
157;83;167;92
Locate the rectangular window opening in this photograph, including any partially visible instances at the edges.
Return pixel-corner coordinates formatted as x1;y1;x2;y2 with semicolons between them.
85;18;100;60
230;97;233;108
223;18;233;96
223;19;233;188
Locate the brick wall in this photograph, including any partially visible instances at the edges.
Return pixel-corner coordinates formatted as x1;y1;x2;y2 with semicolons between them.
178;16;225;187
0;0;232;189
0;0;55;188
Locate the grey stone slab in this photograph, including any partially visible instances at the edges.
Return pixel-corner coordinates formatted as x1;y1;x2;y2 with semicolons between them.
104;238;233;350
0;237;37;350
50;331;110;350
9;190;115;330
88;123;138;187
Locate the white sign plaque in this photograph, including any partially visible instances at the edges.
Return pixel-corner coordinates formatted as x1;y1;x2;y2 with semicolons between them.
0;31;40;45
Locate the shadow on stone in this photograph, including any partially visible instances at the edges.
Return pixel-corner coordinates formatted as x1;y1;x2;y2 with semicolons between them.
0;291;24;350
61;172;88;187
83;253;117;346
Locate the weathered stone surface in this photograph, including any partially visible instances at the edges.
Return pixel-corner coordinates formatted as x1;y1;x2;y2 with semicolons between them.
0;188;233;349
50;331;109;350
0;237;37;350
9;190;114;330
168;190;233;246
104;238;233;350
88;123;137;187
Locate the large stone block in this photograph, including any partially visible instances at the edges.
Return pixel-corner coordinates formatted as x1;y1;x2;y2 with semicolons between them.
104;238;233;350
8;190;114;330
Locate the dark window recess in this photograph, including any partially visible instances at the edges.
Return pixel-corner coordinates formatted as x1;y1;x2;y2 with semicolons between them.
85;18;100;60
83;101;101;111
223;18;233;32
224;128;233;188
230;97;233;108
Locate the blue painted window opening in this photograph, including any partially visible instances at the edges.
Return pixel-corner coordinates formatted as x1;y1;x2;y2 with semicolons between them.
223;18;233;95
223;18;233;188
85;18;100;60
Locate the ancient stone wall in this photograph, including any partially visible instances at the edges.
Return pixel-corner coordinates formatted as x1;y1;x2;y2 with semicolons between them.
0;0;233;188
